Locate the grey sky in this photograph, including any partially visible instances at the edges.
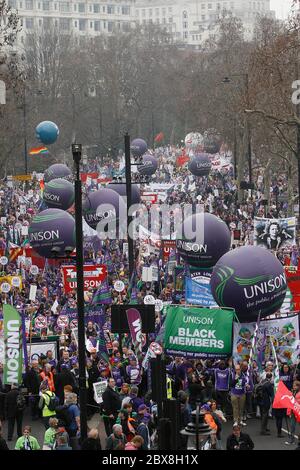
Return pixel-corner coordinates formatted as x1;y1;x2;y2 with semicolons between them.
270;0;294;18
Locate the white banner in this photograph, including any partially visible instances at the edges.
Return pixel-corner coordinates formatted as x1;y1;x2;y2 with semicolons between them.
254;217;296;250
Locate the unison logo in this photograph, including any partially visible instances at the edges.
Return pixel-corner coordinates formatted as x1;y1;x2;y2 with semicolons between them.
30;230;60;242
241;273;287;299
176;240;207;253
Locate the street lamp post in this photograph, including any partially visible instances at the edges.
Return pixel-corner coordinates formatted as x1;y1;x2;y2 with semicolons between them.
71;143;88;441
23;85;28;175
124;133;134;279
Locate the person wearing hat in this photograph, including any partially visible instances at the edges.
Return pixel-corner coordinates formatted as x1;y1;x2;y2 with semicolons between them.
136;405;151;450
226;424;254;451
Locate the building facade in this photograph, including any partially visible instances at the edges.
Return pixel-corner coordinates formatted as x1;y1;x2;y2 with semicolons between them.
134;0;276;47
7;0;276;47
7;0;136;45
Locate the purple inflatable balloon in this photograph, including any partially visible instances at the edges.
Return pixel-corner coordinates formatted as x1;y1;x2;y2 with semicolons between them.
29;208;75;258
188;153;211;177
44;164;72;183
210;246;287;321
107;183;141;205
43;178;74;210
176;213;231;267
83;188;126;233
138;154;158;176
130;138;148;157
203;134;222;154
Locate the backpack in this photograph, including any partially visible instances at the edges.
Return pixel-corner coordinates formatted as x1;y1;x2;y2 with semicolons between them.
44;392;59;411
16;393;26;411
253;383;264;402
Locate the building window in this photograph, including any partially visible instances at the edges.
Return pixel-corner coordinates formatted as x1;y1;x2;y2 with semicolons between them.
183;31;188;39
38;18;42;26
162;8;166;16
25;0;33;9
108;21;114;32
107;5;114;14
54;3;57;10
8;0;17;7
25;17;33;28
94;4;100;13
60;18;70;30
90;21;93;28
149;8;152;16
155;7;159;16
208;3;212;9
102;6;105;12
168;6;172;13
217;3;220;9
201;3;205;9
142;9;145;17
94;20;100;31
122;22;130;31
89;5;92;12
78;3;85;13
19;1;22;7
201;14;205;20
79;19;86;30
156;17;159;23
42;1;49;10
122;6;130;15
183;21;188;29
38;2;41;8
74;20;78;27
230;2;234;8
43;17;51;27
169;17;172;23
162;17;166;24
60;2;70;12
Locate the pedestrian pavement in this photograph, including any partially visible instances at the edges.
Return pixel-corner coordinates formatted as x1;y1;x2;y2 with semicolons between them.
1;410;297;451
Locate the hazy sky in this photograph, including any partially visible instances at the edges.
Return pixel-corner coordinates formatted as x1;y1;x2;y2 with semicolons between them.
270;0;294;18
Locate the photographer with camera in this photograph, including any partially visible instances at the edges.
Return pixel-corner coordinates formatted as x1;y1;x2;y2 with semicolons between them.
226;424;254;451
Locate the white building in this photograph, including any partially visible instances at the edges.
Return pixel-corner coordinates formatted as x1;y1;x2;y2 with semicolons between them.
134;0;276;48
7;0;136;45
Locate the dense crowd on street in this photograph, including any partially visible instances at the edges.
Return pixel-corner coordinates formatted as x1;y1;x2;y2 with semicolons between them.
0;144;299;451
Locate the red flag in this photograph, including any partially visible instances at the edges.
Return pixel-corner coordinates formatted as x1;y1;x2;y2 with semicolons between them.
176;154;190;167
273;381;300;421
154;132;164;143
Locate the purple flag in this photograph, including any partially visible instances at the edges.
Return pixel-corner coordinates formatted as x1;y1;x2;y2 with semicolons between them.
126;307;144;364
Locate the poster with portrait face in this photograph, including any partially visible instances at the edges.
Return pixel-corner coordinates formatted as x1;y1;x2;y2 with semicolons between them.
254;217;296;250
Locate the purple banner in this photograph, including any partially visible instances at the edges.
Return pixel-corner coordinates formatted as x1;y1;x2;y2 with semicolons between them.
126;307;144;363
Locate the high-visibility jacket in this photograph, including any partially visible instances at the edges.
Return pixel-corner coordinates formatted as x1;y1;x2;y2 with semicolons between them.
41;392;56;418
166;377;173;399
40;371;55;392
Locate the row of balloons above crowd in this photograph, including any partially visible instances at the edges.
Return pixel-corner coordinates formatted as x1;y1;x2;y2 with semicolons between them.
28;161;287;324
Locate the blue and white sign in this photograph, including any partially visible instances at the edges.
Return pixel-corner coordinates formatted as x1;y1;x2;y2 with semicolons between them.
185;270;218;307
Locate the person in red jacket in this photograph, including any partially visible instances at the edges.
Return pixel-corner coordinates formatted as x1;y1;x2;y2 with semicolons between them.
285;381;300;446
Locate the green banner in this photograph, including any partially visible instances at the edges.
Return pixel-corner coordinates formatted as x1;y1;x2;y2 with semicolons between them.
3;304;23;385
164;305;234;358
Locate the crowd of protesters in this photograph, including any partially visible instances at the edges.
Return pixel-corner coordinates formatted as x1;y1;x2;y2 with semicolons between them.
0;144;299;450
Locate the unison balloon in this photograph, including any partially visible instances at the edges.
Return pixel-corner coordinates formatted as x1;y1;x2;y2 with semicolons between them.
130;138;148;157
36;121;59;145
29;208;75;258
44;164;72;183
188;154;211;177
138;154;158;176
176;212;231;268
43;178;75;210
83;188;126;236
210;246;287;322
203;130;222;154
107;183;141;205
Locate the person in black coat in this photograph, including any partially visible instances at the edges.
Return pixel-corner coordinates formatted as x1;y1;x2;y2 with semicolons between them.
54;366;77;405
24;362;41;420
80;428;102;450
256;373;274;435
102;378;121;437
0;424;9;450
226;424;254;450
4;385;24;441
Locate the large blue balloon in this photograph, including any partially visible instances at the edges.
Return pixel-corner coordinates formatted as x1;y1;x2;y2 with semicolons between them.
138;154;158;176
107;183;141;205
29;208;75;258
43;178;74;210
176;212;231;268
188;153;211;177
210;246;287;321
83;188;126;236
36;121;59;145
130;138;147;157
44;164;72;183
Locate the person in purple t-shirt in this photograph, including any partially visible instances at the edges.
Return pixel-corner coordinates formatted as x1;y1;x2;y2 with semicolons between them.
230;364;248;427
214;360;231;415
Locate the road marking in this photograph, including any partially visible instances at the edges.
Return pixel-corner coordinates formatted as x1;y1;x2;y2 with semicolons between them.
282;428;299;440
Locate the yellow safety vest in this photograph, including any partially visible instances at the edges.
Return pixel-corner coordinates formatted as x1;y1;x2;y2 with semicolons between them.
166;377;173;399
42;392;56;418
